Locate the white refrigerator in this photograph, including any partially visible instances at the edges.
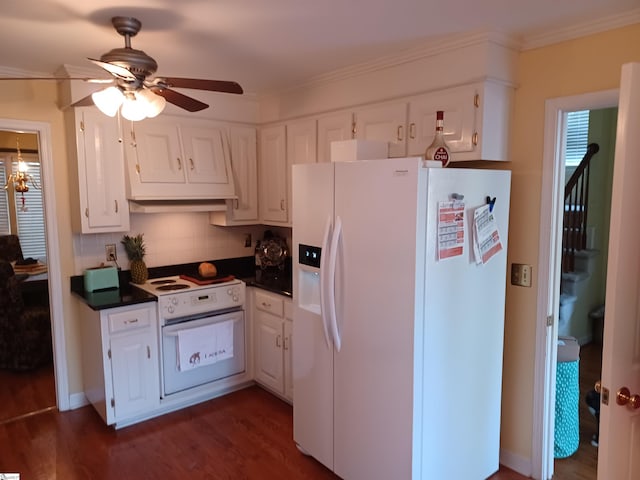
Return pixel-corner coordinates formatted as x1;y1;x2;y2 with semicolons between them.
292;157;511;479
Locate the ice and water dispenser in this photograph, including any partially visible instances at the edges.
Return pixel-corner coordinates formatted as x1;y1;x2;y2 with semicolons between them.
297;244;322;314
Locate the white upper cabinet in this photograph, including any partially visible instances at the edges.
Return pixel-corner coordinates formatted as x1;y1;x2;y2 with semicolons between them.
210;125;259;225
124;116;235;199
407;81;512;162
69;108;130;233
287;118;317;166
354;101;408;157
317;111;353;163
259;124;288;224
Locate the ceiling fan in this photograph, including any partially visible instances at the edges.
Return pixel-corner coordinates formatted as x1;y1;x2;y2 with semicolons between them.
4;16;244;120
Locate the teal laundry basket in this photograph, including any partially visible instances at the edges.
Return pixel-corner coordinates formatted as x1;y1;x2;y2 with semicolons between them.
554;336;580;458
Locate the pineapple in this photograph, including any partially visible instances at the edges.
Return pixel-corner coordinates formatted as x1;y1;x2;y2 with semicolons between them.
121;233;148;284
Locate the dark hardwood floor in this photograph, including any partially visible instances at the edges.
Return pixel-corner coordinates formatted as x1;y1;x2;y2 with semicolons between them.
0;385;528;479
0;362;56;424
553;342;601;480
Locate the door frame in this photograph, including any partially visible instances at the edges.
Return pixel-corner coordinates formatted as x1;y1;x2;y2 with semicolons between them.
533;89;618;479
0;118;69;411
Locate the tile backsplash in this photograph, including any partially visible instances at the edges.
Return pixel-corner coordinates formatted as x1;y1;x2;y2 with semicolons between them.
72;212;273;274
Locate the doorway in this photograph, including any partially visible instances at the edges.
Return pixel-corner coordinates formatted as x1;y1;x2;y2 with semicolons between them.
0;118;69;420
533;90;619;479
0;129;56;423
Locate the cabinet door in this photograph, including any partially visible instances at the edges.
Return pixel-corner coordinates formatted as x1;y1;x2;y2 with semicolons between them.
259;125;288;223
254;309;284;393
286;118;317;225
407;84;477;158
181;126;231;186
354;102;408;157
76;108;129;232
228;126;258;222
317;111;353;163
110;329;160;421
131;120;185;184
283;317;293;401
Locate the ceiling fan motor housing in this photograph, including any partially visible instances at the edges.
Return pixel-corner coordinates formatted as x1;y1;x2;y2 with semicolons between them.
101;16;158;79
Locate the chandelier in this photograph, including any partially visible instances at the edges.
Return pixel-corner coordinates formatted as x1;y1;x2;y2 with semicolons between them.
4;137;41;211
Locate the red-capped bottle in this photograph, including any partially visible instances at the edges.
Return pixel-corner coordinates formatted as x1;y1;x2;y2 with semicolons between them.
425;110;451;167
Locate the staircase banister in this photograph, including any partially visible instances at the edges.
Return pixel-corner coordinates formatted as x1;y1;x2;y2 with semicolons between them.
564;143;600;200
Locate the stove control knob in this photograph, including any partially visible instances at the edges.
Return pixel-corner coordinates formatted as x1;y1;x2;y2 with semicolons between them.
233;295;239;302
227;288;233;295
167;305;175;314
171;297;178;305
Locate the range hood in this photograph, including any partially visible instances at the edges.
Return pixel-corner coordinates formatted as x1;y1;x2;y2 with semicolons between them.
128;199;230;214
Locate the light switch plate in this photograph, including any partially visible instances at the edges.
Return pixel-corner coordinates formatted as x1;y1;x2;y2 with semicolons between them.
511;263;532;287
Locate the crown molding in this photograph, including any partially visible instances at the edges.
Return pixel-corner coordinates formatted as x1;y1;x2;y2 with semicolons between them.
270;30;520;96
521;8;640;50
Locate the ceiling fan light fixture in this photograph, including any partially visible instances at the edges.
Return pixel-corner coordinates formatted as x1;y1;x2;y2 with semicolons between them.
92;86;124;117
136;88;166;118
120;92;147;121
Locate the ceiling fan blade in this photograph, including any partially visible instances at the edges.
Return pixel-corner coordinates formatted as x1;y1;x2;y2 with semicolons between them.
153;77;243;94
150;87;209;112
88;58;137;82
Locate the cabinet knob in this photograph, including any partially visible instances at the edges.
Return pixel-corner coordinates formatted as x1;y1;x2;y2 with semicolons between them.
189;158;195;170
276;335;282;348
177;158;182;170
409;123;416;139
114;200;119;213
280;199;285;211
397;125;403;141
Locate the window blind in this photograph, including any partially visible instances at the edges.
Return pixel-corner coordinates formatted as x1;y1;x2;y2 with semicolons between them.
14;160;47;261
0;162;10;235
565;110;590;167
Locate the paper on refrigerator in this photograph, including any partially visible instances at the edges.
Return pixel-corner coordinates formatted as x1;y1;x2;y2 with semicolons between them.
472;204;503;265
437;200;465;260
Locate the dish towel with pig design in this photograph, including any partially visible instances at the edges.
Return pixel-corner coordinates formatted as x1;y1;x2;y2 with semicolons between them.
177;320;234;371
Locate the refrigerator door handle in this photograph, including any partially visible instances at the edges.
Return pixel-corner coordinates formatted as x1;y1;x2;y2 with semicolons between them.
319;215;333;348
327;215;342;352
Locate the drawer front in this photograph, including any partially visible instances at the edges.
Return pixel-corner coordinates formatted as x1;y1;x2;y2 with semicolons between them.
108;307;151;333
255;290;284;317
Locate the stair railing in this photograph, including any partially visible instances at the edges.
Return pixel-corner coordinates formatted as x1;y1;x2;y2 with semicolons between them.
563;143;600;273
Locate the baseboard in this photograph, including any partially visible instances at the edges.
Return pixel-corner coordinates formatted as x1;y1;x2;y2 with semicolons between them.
500;448;533;478
68;391;89;410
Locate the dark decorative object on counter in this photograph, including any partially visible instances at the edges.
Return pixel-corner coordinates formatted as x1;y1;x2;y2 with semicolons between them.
256;230;289;270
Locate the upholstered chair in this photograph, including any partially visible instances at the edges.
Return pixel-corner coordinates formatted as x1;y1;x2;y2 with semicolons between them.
0;260;52;370
0;234;24;263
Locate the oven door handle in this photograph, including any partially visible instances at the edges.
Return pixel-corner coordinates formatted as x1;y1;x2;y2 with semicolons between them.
163;316;242;335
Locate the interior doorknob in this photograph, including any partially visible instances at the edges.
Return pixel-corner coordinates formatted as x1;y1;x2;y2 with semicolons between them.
616;386;640;409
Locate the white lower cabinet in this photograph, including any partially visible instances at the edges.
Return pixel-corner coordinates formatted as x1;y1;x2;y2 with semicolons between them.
252;289;293;402
79;302;160;426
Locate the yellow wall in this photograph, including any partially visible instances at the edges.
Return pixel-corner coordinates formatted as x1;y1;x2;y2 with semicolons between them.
2;23;639;468
503;23;640;460
0;80;84;395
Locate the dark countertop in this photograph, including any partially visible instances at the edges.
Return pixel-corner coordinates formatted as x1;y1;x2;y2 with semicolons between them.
70;271;156;311
245;267;292;298
71;256;292;310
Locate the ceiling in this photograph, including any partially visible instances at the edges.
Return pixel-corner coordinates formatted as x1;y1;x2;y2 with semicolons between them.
0;0;638;95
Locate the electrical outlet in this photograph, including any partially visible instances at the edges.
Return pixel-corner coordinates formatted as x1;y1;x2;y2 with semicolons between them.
244;233;252;248
105;244;117;262
511;263;532;287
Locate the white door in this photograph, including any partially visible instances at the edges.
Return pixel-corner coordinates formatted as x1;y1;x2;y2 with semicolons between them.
259;124;288;223
317;111;352;163
598;62;640;479
181;126;230;185
353;101;408;157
